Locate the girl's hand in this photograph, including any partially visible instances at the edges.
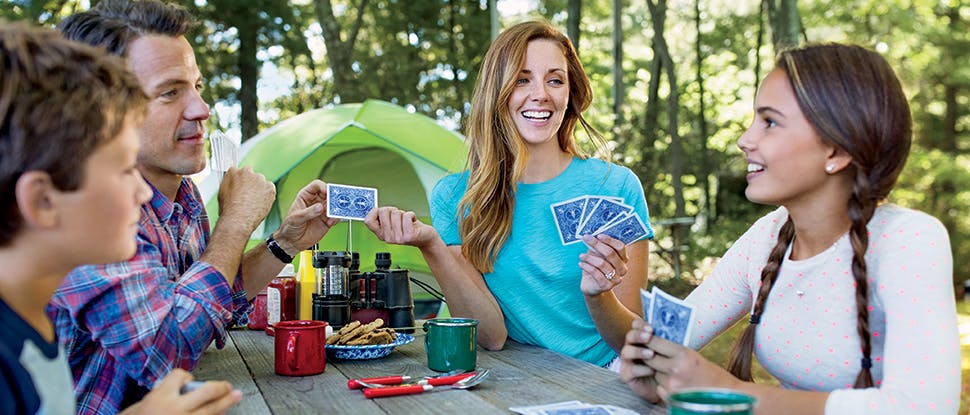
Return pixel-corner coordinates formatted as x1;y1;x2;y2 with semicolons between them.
578;234;629;296
644;330;743;401
620;319;662;403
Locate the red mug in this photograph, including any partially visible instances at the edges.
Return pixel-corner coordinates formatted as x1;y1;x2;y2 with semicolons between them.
274;320;327;376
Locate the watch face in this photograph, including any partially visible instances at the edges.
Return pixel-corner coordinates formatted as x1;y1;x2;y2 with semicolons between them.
268;238;292;262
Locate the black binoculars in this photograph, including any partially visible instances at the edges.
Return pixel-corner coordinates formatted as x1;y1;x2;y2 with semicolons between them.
349;252;416;333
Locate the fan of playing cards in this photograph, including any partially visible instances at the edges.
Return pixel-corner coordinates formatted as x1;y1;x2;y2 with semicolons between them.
550;195;651;246
641;286;696;346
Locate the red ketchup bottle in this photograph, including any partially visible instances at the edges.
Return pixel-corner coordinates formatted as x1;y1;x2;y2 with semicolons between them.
266;264;297;336
248;288;268;330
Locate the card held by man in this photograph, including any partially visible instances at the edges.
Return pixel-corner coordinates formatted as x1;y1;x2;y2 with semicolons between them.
327;183;377;220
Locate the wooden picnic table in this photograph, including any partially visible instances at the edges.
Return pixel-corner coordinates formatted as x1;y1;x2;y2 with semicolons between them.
195;328;665;414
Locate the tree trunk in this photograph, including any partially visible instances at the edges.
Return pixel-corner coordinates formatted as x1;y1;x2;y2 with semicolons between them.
768;0;801;51
647;0;686;226
940;5;960;153
448;0;465;130
490;0;499;40
235;7;259;141
643;44;663;143
568;0;582;51
640;46;662;202
314;0;369;103
754;0;766;100
694;0;711;226
612;0;623;128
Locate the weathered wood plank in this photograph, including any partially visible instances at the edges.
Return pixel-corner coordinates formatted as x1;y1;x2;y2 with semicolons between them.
230;328;387;414
194;331;271;415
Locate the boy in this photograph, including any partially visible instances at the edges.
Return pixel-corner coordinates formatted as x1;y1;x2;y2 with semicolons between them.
0;21;240;415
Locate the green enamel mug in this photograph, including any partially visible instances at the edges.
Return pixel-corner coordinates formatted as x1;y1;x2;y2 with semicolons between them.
423;318;478;372
668;388;756;414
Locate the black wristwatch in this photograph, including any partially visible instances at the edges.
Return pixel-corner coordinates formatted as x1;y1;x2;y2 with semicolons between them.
265;235;293;264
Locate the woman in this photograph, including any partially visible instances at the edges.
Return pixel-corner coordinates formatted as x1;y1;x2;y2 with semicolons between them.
617;43;959;413
365;20;652;367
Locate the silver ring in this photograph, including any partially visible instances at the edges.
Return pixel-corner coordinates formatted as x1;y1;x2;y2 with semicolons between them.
605;270;616;280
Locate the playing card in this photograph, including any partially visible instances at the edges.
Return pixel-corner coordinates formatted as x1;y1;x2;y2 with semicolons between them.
510;401;636;415
510;401;584;415
551;196;588;245
541;407;611;415
208;130;238;173
576;198;632;239
326;183;377;220
640;288;654;323
648;286;695;346
594;213;650;245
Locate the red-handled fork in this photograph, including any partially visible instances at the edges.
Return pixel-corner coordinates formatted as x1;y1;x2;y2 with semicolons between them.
363;369;489;398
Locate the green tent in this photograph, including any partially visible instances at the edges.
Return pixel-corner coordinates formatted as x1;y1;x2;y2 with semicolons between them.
200;100;467;291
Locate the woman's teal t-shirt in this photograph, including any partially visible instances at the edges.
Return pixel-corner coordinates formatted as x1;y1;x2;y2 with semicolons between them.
430;157;653;366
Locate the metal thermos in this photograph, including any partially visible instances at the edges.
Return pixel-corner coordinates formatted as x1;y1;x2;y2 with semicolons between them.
312;251;351;328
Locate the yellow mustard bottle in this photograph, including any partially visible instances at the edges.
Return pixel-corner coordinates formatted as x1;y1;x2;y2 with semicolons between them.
297;250;316;320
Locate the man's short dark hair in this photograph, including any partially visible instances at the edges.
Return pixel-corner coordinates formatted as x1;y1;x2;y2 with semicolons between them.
58;0;194;56
0;21;147;245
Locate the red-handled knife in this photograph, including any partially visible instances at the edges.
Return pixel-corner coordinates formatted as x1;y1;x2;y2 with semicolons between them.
347;375;411;389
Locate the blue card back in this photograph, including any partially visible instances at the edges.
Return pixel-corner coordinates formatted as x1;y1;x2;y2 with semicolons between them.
551;196;588;245
648;287;695;346
327;183;377;220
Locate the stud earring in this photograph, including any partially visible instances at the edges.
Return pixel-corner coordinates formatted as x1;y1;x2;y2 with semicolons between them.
825;165;835;173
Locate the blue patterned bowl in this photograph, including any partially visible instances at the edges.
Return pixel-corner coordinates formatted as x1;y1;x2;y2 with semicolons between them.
326;333;414;360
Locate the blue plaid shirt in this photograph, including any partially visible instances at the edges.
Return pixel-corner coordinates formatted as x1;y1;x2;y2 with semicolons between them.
48;178;250;414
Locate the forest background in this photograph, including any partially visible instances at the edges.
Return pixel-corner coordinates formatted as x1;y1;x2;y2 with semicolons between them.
4;0;968;411
5;0;966;295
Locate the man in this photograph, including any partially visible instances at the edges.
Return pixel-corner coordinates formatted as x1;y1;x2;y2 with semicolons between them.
0;21;240;415
48;1;339;412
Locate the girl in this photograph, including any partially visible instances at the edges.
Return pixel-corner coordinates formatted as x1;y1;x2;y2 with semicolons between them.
618;43;959;414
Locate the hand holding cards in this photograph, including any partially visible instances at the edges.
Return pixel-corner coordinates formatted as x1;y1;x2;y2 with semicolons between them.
641;286;695;346
550;195;650;246
327;183;377;220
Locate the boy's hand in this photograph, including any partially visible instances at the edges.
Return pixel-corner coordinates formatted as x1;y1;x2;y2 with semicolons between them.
124;369;242;415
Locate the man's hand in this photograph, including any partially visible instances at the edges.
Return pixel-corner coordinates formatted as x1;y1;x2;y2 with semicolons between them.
364;206;439;249
217;166;275;233
273;180;340;255
122;369;241;415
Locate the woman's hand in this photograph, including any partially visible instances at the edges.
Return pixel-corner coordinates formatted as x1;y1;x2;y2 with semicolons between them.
123;369;241;415
620;319;662;403
644;327;743;402
578;234;629;296
364;206;439;249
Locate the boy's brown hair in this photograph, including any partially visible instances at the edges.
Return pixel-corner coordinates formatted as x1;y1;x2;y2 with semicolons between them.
0;21;147;246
